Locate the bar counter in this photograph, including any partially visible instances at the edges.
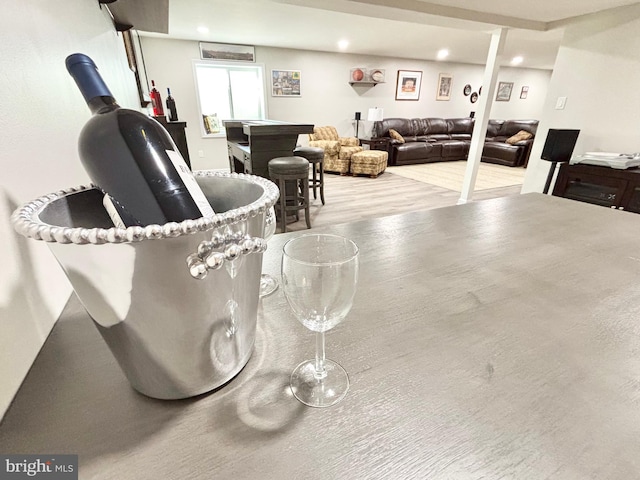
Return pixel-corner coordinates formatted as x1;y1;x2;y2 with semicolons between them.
2;193;640;478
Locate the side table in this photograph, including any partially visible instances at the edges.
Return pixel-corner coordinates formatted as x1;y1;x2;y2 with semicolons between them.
359;137;388;151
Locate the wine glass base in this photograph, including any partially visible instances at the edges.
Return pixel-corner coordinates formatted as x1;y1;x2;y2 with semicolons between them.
259;274;279;297
290;359;349;408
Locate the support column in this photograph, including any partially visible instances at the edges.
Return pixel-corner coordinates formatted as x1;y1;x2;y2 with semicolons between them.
458;27;508;204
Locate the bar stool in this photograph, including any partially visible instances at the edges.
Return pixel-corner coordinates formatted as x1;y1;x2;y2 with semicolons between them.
294;146;325;205
268;156;311;233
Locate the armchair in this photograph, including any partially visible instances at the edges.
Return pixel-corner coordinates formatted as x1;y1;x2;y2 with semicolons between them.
309;126;363;174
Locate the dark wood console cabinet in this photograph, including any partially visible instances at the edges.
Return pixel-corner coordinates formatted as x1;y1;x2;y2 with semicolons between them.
552;163;640;213
154;117;191;168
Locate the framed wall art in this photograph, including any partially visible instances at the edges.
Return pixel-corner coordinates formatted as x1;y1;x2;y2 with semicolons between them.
271;70;301;97
496;81;514;101
436;73;453;101
395;70;422;101
199;42;255;62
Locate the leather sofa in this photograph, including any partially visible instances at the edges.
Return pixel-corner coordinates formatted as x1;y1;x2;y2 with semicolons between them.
372;117;538;167
482;119;538;167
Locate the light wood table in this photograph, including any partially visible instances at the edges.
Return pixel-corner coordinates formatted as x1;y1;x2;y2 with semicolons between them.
3;193;640;479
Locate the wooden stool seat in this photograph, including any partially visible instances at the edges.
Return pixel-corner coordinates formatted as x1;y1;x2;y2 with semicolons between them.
268;156;311;233
293;146;325;205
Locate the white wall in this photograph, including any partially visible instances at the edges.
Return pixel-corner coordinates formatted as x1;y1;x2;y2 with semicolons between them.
140;36;551;170
523;4;640;193
0;0;139;420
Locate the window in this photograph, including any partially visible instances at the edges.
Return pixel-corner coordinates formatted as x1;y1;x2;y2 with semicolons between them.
193;61;267;137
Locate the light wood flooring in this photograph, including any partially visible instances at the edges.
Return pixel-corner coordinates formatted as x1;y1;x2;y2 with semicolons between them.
279;169;523;233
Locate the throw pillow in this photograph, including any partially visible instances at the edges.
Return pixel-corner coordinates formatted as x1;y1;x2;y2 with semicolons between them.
506;130;533;145
389;129;405;143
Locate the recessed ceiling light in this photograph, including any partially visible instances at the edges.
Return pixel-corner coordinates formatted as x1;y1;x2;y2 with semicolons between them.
197;26;209;34
338;39;349;50
511;56;524;65
437;49;449;60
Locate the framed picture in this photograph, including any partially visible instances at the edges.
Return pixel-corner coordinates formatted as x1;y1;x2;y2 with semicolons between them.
496;82;514;101
436;73;453;101
395;70;422;101
271;70;301;97
199;42;255;62
202;114;220;135
121;30;150;108
520;86;529;99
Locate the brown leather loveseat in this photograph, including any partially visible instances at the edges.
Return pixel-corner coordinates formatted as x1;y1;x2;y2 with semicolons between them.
372;117;538;167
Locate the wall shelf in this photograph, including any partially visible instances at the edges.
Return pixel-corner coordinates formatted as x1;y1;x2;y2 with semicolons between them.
103;0;169;33
349;81;384;87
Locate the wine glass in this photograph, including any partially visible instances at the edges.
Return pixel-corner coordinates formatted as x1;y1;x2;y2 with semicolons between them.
281;234;359;407
259;206;278;297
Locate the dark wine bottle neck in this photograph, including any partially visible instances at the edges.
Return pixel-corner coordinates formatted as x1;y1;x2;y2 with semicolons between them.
87;96;120;114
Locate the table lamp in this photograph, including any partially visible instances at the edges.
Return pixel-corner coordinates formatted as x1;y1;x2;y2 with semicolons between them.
367;107;384;138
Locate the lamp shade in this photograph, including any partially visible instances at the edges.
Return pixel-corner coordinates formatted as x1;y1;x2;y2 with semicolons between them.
367;107;384;122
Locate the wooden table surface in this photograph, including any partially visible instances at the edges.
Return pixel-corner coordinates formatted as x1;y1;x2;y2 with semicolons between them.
3;193;640;479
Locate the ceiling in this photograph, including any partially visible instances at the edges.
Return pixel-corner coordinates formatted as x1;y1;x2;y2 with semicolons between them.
122;0;640;70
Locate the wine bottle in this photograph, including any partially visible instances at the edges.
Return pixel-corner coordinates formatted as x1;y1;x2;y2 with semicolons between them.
65;53;215;227
166;87;179;122
149;80;164;117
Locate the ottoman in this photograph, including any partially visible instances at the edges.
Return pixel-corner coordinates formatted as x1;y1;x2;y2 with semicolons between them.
324;145;364;175
350;150;388;178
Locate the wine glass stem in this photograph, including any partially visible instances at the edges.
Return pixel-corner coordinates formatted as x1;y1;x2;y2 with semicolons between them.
314;331;327;380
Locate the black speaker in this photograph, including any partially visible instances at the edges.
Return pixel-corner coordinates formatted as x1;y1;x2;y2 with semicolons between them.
541;129;580;163
541;129;580;194
355;112;361;120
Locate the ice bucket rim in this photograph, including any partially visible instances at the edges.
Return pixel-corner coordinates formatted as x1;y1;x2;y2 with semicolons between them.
11;170;279;245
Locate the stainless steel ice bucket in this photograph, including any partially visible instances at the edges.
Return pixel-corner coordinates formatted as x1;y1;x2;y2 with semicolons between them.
11;171;279;400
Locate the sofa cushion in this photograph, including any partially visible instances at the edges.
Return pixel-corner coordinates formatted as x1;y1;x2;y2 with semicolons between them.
487;120;505;137
340;137;360;147
389;129;405;143
309;139;340;155
413;118;429;136
394;142;441;162
311;126;339;141
426;118;449;135
482;142;524;166
501;120;538;137
374;118;416;138
506;130;533;145
439;140;469;159
450;133;471;141
447;118;474;135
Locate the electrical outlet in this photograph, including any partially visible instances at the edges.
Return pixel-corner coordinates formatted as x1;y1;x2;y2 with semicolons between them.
555;96;567;110
198;150;205;158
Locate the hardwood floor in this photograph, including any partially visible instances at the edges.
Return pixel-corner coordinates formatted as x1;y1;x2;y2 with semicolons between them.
279;170;522;234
